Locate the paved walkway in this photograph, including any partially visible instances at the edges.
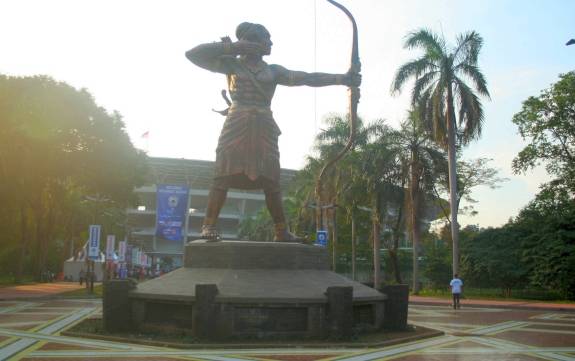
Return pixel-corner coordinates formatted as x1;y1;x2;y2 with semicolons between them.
410;295;575;312
1;298;574;360
0;283;86;300
1;287;574;360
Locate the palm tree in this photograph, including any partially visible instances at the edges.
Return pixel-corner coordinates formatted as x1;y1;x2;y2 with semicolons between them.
294;114;374;270
356;121;403;289
393;111;446;293
391;29;490;275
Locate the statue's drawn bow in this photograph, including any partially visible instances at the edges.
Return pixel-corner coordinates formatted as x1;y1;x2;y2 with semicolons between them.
316;0;360;200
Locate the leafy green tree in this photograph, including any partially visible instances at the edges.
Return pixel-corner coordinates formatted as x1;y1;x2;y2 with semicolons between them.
421;234;452;290
512;71;575;194
391;29;490;275
460;225;528;296
512;187;575;299
0;74;146;281
238;207;274;242
505;71;575;299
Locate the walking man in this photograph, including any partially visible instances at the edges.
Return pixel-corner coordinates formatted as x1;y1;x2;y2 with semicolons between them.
450;274;463;309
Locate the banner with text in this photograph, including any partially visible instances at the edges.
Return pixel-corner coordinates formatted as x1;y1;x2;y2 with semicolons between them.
118;240;127;262
156;184;189;241
126;245;133;265
88;225;101;260
106;235;115;260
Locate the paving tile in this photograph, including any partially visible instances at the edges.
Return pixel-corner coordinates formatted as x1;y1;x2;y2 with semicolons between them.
434;340;497;349
391;354;544;361
20;356;180;361
37;342;105;350
1;323;45;331
40;300;98;308
523;323;575;332
0;314;56;324
494;329;575;347
4;302;575;361
247;354;340;361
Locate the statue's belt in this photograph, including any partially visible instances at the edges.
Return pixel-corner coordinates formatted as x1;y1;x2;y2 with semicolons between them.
229;103;272;113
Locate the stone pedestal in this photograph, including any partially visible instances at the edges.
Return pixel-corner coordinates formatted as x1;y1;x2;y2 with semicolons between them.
103;279;136;332
128;240;388;340
193;284;218;339
326;286;353;339
382;284;409;330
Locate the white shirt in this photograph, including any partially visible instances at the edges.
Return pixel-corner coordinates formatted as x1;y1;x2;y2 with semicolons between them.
450;278;463;294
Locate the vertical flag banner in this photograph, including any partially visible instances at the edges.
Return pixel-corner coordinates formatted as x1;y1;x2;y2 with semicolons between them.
118;240;127;262
132;247;139;265
126;245;133;265
88;225;101;260
106;235;116;259
156;184;189;241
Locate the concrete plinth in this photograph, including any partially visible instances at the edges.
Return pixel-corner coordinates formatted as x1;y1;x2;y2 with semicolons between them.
128;240;388;340
382;284;409;330
103;279;136;332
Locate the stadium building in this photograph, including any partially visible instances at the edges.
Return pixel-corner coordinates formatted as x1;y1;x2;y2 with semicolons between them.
125;157;297;268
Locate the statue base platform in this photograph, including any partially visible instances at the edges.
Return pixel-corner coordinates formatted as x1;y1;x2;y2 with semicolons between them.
125;240;387;340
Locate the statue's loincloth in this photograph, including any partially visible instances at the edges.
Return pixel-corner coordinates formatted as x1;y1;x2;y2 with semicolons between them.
214;105;281;189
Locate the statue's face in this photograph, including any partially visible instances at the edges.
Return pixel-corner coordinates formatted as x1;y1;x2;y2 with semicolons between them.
247;27;272;56
260;33;272;56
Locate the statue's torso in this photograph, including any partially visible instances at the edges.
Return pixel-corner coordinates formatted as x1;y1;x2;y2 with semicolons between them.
228;60;276;107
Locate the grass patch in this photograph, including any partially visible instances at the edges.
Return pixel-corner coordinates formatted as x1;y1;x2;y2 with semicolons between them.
417;288;575;303
65;318;441;348
59;284;103;298
0;275;35;287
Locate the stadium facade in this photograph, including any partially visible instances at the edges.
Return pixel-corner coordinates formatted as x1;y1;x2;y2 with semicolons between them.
126;157;297;267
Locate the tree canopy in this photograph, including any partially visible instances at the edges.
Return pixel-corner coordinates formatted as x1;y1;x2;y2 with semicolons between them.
512;71;575;195
0;74;147;280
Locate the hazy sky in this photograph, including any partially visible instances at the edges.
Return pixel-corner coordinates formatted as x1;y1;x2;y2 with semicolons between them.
2;0;573;227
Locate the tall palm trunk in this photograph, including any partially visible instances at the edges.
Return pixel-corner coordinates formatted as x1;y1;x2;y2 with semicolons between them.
389;196;404;284
446;85;460;276
330;204;337;272
410;151;422;293
33;204;44;281
351;210;356;280
16;207;29;283
372;197;381;290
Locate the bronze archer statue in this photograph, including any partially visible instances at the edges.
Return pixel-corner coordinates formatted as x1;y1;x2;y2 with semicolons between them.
186;22;360;241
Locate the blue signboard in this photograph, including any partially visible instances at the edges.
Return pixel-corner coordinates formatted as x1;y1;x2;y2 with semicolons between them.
88;225;101;260
316;230;328;247
156;184;189;241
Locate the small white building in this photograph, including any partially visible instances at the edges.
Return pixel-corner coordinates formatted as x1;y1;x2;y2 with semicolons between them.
62;247;105;282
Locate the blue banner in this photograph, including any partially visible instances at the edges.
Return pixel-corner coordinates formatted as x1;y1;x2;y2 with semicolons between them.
156;184;189;241
316;230;328;247
88;225;101;260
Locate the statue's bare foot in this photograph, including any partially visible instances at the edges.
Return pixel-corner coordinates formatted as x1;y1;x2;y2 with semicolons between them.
273;223;304;242
201;224;221;242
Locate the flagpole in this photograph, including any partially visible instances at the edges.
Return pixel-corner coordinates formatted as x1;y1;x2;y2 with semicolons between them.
141;131;150;153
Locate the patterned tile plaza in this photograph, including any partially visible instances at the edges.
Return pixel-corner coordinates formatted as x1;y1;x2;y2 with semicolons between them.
0;299;574;361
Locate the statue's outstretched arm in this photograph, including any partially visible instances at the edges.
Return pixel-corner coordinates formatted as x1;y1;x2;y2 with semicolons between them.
272;65;360;87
